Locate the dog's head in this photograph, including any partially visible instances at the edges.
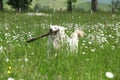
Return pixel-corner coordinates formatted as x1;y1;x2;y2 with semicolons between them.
49;25;66;35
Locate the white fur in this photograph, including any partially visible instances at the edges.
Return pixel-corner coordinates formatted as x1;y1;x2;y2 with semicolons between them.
48;25;84;54
69;29;84;52
48;25;68;49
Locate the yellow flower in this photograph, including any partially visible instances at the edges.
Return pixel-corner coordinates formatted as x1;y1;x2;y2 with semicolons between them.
7;70;11;74
8;66;12;69
7;66;12;74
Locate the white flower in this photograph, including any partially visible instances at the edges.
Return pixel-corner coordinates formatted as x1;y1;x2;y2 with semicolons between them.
0;46;3;53
82;40;86;43
90;48;96;52
27;32;33;38
24;57;28;62
108;35;112;38
12;35;18;40
19;79;24;80
7;77;14;80
16;26;19;29
111;46;115;50
86;59;89;61
6;58;9;62
82;43;85;46
82;52;86;54
5;24;9;30
100;45;104;49
85;46;88;48
105;72;114;78
31;52;34;55
5;33;11;37
55;53;57;57
88;41;92;45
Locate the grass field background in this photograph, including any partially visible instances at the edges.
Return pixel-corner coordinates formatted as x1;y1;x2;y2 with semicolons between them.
0;12;120;80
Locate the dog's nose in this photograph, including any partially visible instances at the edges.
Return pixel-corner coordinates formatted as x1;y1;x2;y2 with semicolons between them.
49;29;53;32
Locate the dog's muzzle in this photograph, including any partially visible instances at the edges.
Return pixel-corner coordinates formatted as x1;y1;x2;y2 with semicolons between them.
49;29;59;35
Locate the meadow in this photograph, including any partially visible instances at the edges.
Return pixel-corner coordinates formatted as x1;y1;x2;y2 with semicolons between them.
0;12;120;80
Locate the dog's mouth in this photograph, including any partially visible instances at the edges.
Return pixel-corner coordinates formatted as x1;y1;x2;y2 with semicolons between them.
49;29;59;35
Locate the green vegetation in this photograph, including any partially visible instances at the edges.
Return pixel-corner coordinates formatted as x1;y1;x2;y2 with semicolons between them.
0;12;120;80
7;0;32;11
2;0;111;11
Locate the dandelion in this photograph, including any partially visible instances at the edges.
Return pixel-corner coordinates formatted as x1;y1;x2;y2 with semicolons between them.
7;66;12;74
105;72;114;78
8;66;12;69
7;70;11;74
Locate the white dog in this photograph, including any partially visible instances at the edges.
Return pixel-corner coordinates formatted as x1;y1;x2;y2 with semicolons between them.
48;25;84;54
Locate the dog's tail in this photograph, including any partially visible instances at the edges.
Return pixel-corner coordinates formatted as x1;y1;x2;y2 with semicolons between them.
78;30;85;37
77;29;84;38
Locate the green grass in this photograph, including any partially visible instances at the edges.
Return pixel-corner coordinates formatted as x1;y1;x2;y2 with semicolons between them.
0;12;120;80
